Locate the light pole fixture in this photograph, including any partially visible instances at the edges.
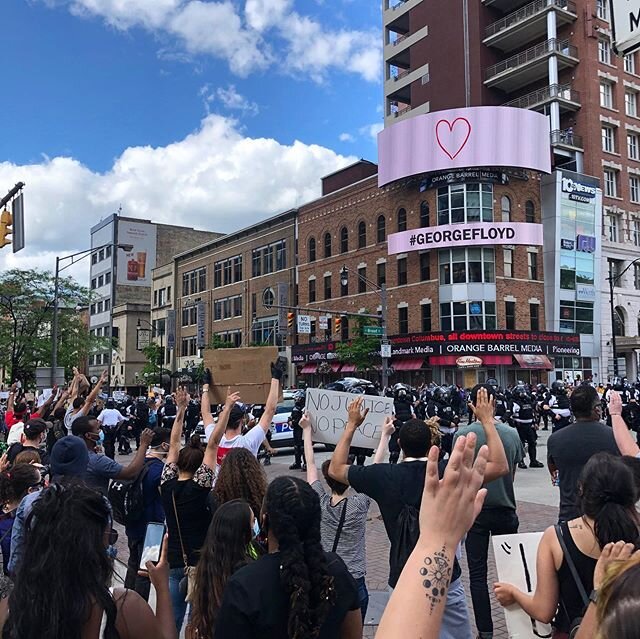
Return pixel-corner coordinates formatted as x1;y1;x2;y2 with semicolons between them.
51;241;134;386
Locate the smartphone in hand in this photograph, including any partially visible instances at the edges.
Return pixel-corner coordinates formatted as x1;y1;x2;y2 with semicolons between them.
139;522;166;569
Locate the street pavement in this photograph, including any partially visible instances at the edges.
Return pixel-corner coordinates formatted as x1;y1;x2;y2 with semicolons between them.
112;428;559;638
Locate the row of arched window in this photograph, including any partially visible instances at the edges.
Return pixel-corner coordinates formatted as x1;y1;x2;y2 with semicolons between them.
308;204;430;262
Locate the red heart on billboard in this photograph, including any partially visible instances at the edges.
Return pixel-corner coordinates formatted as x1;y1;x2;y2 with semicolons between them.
436;118;472;160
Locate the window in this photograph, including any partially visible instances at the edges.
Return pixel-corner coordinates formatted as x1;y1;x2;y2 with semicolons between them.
628;133;639;160
214;331;242;348
340;227;349;254
397;258;408;285
252;317;283;347
597;0;609;20
98;275;104;287
632;176;640;203
358;267;367;293
214;255;242;287
324;233;332;258
600;81;613;108
626;91;638;117
525;200;535;223
420;201;429;227
604;169;618;197
500;196;511;222
527;252;538;280
398;307;409;335
214;263;222;288
634;219;640;246
91;253;98;265
377;262;386;287
635;264;640;290
420;252;430;281
98;249;104;261
439;248;495;284
182;267;207;296
608;214;621;242
397;208;407;232
602;125;616;153
559;301;594;334
182;306;197;326
252;241;286;277
377;215;386;243
503;248;513;278
181;337;198;357
308;237;316;262
609;258;624;282
324;275;332;300
598;38;611;65
213;295;242;321
358;222;367;248
105;246;111;258
625;52;636;74
440;301;497;331
505;301;516;330
91;278;97;290
309;278;316;303
421;303;432;332
530;303;540;331
438;183;493;225
104;299;110;311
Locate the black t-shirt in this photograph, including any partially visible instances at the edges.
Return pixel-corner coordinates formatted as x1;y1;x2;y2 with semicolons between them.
215;552;359;639
547;420;620;522
348;460;460;587
7;443;48;465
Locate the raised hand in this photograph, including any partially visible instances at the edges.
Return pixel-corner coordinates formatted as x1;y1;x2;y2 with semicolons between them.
347;396;369;429
225;388;241;409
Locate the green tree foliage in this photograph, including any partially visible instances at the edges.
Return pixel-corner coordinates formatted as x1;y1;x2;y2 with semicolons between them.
335;314;381;372
0;268;105;384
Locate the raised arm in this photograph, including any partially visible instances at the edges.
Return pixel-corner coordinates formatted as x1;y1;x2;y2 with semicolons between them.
203;387;240;469
300;411;318;484
78;370;108;417
257;360;285;434
166;387;188;465
7;385;16;414
373;416;395;464
328;397;369;486
53;388;70;415
470;388;509;483
35;385;58;419
201;368;215;427
116;428;154;480
609;391;640;457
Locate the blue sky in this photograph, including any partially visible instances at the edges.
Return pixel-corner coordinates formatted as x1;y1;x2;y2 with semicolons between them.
0;0;383;278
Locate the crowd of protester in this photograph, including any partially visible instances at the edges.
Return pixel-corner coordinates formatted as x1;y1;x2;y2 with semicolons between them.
0;364;637;639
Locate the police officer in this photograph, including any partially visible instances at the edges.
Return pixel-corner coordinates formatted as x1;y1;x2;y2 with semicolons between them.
428;386;458;457
288;393;306;471
389;383;415;464
545;381;572;432
511;386;543;469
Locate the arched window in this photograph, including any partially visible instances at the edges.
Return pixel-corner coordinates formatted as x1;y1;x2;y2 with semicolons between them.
420;201;429;227
501;196;511;222
358;221;367;248
525;200;535;223
324;232;332;258
308;237;316;263
340;227;349;254
615;306;626;336
397;207;407;232
377;215;386;243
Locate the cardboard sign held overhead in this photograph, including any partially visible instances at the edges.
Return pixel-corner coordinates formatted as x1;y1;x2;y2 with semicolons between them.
306;388;394;449
203;346;280;404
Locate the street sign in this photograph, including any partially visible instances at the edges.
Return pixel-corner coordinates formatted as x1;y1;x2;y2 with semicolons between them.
381;344;392;359
318;315;329;330
136;328;151;351
610;0;640;54
363;325;383;336
297;315;312;334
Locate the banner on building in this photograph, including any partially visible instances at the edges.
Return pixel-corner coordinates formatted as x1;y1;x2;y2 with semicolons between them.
116;221;157;287
277;282;288;336
196;302;206;349
166;309;176;350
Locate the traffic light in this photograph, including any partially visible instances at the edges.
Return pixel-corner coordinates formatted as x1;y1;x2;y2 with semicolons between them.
0;209;12;248
334;317;342;334
287;312;295;329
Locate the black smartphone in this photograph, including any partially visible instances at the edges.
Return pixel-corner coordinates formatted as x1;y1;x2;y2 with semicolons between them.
139;522;166;569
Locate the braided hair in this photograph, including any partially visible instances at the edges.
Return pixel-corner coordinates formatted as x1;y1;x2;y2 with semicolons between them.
265;476;335;639
7;484;120;639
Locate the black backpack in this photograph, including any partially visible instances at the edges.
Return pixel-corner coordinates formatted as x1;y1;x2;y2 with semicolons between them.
389;503;420;587
108;460;153;526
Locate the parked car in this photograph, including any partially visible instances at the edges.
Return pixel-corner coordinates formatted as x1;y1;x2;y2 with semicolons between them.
269;399;296;448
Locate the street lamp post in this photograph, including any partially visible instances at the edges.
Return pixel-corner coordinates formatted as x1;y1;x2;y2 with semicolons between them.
51;241;133;387
607;257;640;379
340;266;390;390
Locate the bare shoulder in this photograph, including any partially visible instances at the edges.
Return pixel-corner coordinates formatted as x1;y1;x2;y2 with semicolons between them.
112;588;158;639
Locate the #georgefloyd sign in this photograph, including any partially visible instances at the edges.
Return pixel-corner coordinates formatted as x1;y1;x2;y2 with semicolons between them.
387;222;543;255
305;388;394;449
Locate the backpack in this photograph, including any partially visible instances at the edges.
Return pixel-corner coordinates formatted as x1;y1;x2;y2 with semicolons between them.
389;504;420;587
108;460;153;526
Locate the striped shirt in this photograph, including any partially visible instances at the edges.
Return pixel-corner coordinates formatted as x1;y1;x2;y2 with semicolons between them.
311;481;370;579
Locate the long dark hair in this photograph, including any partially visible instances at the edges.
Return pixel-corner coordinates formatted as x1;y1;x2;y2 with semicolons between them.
577;453;640;549
191;500;254;638
7;484;120;639
0;464;40;507
265;476;335;639
214;448;267;517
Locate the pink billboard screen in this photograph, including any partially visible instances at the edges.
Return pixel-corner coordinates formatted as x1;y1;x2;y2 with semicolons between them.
388;222;543;255
378;106;551;187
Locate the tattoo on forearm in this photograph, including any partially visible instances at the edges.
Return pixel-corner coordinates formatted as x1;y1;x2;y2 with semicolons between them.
420;546;452;613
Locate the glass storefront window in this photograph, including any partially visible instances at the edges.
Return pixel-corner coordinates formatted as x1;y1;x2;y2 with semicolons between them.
440;300;496;331
576;255;595;285
438;183;493;225
439;248;495;285
560;251;576;290
559;301;594;334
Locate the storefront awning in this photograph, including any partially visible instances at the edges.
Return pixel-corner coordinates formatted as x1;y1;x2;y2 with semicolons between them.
330;363;341;373
300;364;316;374
341;364;357;373
482;356;513;366
429;356;458;366
514;354;554;370
393;358;426;371
429;355;513;367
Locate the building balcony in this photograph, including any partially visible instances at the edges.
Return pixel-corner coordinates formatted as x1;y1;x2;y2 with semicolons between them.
484;0;577;52
385;25;429;61
384;0;422;32
484;38;578;92
503;83;581;112
482;0;531;11
550;128;583;151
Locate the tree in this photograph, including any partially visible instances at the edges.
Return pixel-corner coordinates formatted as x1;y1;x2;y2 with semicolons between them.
335;314;381;373
0;269;105;385
141;343;164;384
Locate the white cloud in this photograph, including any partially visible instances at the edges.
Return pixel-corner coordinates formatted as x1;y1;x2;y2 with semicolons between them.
69;0;181;29
339;132;355;143
215;85;259;115
359;122;384;140
0;115;354;283
245;0;293;32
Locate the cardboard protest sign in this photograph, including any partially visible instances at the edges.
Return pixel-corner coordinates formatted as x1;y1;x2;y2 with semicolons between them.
203;346;281;404
492;532;552;639
306;388;394;449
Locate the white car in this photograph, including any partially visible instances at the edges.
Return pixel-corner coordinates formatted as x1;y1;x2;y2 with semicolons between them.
269;399;296;448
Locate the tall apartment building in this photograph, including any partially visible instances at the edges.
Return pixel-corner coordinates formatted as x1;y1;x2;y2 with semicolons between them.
383;0;638;380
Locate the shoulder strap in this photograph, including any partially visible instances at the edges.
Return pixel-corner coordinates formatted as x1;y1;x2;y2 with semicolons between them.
171;490;190;567
332;499;348;554
554;524;589;606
